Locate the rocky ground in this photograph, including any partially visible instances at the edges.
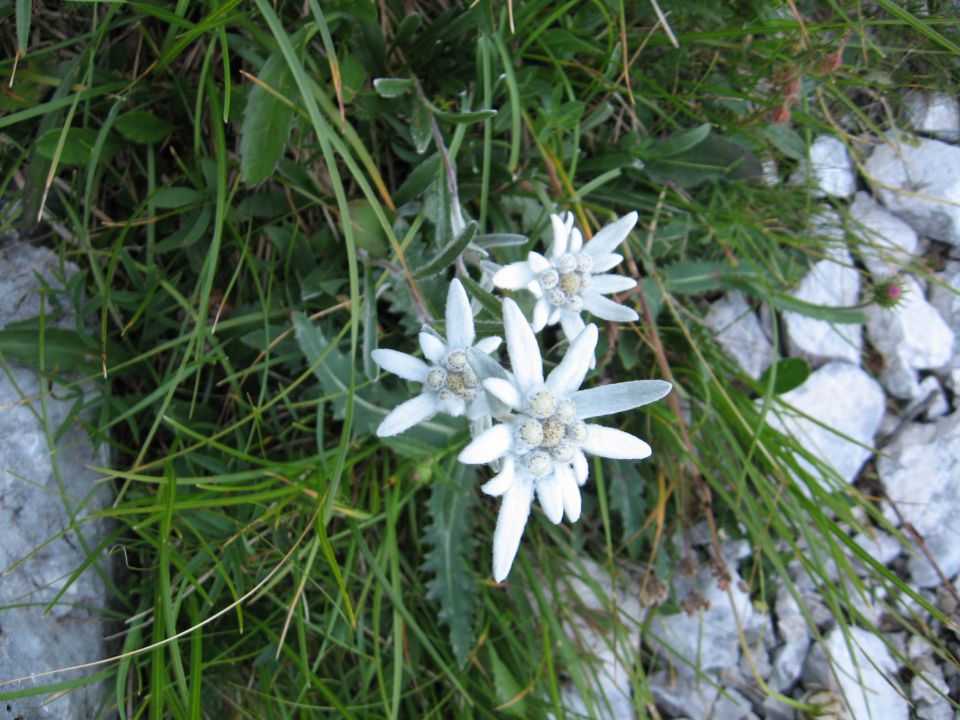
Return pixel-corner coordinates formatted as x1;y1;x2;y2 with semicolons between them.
0;238;113;718
557;91;960;719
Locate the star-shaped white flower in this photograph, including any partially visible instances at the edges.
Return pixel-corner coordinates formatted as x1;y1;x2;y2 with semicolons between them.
372;279;501;437
458;297;671;582
492;212;640;340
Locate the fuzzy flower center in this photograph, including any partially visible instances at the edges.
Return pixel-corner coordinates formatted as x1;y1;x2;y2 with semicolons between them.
540;253;592;311
516;390;587;475
425;351;479;405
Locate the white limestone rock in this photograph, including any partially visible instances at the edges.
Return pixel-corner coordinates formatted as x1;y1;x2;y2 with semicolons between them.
783;248;862;364
765;362;885;488
866;275;954;399
864;132;960;246
791;135;856;198
848;192;918;279
904;90;960;142
803;626;908;720
770;586;811;692
0;241;112;720
877;411;960;587
910;657;953;720
705;292;774;379
648;561;756;675
648;671;753;720
552;559;643;720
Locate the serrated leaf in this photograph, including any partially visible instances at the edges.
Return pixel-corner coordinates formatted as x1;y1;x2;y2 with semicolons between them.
411;99;433;154
292;312;376;429
36;127;102;166
414;221;478;278
373;77;413;98
114;111;173;144
610;464;647;557
422;462;477;667
759;357;810;394
240;42;300;185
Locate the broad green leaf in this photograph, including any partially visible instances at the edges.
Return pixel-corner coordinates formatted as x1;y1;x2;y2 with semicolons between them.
644;134;762;188
151;186;203;209
114;111;173;144
414;221;478;278
649;123;711;158
760;357;811;394
411;99;433;154
0;327;131;375
763;124;806;161
36;127;103;165
372;77;413;98
240;42;299;185
422;461;477;668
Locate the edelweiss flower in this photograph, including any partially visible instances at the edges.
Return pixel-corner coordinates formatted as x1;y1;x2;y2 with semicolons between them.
492;212;640;340
373;279;501;437
458;298;671;582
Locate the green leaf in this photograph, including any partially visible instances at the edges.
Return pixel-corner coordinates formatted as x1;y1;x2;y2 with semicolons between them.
411;99;433;154
362;264;378;382
432;107;497;124
488;645;527;717
760;357;811;394
610;464;647;557
414;221;478;278
661;260;732;294
16;0;30;54
644;134;762;188
240;43;299;185
0;327;131;375
114;111;173;144
473;233;527;249
372;77;413;98
763;124;806;161
394;154;440;206
459;274;501;320
151;186;203;209
36;127;103;166
422;461;477;668
649;123;711;158
769;293;867;324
